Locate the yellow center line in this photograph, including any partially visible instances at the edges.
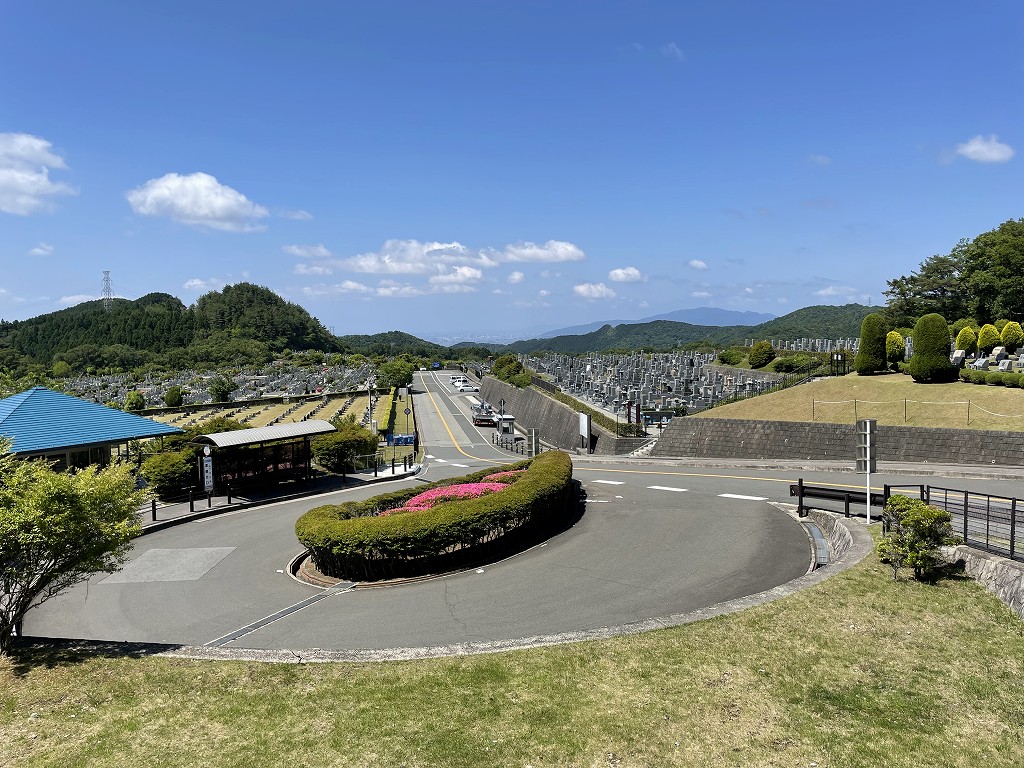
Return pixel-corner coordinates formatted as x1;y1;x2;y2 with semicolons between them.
419;374;506;465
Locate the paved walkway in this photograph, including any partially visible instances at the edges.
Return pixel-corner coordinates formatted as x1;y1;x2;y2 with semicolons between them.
138;463;422;532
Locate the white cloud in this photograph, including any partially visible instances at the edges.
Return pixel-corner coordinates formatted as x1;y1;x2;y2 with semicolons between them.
428;265;482;286
281;209;313;221
538;289;551;297
183;277;226;292
294;263;333;276
609;266;644;283
284;243;332;259
496;240;585;263
28;242;54;256
808;154;832;166
376;280;425;298
814;285;857;297
956;134;1015;163
573;282;616;299
688;259;708;270
0;132;76;215
691;291;712;298
58;294;96;306
126;172;269;232
342;239;468;274
507;271;525;284
661;42;684;61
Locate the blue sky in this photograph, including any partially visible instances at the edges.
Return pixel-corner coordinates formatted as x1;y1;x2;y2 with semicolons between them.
2;1;1021;343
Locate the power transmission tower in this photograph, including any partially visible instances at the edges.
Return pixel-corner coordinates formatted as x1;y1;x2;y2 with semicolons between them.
101;271;114;311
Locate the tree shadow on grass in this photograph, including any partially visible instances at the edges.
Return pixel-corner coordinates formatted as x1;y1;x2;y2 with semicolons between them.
6;638;185;677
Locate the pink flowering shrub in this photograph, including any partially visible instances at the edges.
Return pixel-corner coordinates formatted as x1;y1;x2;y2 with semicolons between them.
481;469;527;484
385;482;508;515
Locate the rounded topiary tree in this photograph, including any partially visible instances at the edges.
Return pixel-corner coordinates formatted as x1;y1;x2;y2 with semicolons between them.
1000;321;1023;352
954;326;977;355
909;313;957;383
977;323;1001;355
747;340;776;369
885;330;905;370
854;313;888;375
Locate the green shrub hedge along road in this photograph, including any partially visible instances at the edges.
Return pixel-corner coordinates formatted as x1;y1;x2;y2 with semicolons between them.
295;451;575;581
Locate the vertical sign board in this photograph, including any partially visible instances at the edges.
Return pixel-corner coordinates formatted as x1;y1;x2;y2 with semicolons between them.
201;447;214;493
855;418;877;523
579;412;592;453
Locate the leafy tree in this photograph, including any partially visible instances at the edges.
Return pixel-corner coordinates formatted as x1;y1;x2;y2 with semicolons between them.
717;348;744;366
876;495;959;581
140;450;195;498
954;326;977;355
123;390;145;412
961;218;1024;323
949;317;977;340
909;313;957;383
853;313;888;375
747;340;776;369
1001;321;1024;352
885;330;905;369
164;385;185;408
208;376;237;403
883;244;968;328
51;360;72;378
977;323;1001;355
376;359;415;389
0;444;145;654
311;422;380;473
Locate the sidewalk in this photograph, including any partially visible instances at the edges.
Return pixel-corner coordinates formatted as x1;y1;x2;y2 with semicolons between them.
137;463;422;533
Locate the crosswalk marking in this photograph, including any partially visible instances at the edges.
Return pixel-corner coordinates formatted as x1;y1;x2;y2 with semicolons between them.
591;479;625;485
718;493;768;501
648;485;688;493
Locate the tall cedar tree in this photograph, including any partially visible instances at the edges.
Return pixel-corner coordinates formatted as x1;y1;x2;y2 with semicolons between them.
854;313;888;374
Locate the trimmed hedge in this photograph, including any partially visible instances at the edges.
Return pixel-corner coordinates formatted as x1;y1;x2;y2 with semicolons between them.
295;451;575;580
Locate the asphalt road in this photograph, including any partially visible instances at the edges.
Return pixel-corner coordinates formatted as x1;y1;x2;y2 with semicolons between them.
24;370;1017;654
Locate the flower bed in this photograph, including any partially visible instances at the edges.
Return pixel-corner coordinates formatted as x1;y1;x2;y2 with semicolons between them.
295;451;574;581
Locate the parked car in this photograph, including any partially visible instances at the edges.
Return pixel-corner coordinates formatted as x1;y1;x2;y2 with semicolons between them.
457;384;479;392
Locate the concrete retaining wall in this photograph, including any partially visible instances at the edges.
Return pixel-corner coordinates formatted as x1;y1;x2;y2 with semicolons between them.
652;418;1024;467
478;379;645;455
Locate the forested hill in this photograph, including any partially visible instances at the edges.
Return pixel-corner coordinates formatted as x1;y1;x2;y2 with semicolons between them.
500;303;878;354
0;284;341;372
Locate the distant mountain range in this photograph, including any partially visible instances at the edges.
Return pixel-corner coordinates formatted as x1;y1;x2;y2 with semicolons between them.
500;304;878;355
538;307;777;338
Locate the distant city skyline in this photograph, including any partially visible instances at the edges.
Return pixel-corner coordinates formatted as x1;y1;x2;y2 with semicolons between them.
2;2;1020;338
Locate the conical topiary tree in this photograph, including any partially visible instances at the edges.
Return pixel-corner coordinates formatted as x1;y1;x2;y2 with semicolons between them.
977;323;1001;355
854;313;888;375
909;313;958;383
954;326;977;355
1000;321;1023;353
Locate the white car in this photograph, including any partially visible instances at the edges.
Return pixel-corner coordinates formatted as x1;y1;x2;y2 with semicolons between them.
457;384;479;392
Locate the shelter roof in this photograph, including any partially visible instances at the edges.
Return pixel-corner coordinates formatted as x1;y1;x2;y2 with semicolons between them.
0;386;183;454
193;420;336;448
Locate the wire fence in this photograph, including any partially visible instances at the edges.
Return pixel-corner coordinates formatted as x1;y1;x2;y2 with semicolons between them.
810;399;1024;427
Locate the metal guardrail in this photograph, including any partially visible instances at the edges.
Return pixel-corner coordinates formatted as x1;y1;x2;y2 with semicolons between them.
912;485;1020;562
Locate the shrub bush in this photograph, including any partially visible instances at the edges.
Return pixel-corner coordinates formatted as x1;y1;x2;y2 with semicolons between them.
958;369;971;383
1001;321;1024;352
747;340;776;369
876;495;959;581
296;452;574;580
977;323;1001;355
140;450;194;498
1004;373;1022;388
311;423;380;473
885;330;905;370
718;348;745;366
909;313;958;383
954;326;977;355
986;371;1006;386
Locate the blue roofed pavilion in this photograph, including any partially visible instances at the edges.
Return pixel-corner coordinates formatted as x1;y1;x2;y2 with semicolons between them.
0;387;183;469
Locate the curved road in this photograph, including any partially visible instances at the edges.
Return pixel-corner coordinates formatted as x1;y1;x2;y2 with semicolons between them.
24;371;1012;654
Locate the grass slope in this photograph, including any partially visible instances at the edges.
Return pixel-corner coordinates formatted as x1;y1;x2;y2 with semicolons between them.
3;542;1023;767
694;373;1024;431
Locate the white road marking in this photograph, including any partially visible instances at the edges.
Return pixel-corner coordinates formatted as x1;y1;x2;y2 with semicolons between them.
648;485;688;492
425;454;435;459
585;499;611;503
434;458;448;463
449;463;469;468
718;493;768;501
592;480;625;485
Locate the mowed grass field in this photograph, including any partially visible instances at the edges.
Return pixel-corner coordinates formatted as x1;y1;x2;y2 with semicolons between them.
4;541;1024;768
692;372;1024;431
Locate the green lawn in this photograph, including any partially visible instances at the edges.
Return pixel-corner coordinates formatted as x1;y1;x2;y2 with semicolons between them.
4;536;1023;767
695;372;1024;431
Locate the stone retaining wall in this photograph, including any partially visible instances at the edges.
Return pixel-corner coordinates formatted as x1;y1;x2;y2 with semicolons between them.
652;418;1024;467
944;545;1024;620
